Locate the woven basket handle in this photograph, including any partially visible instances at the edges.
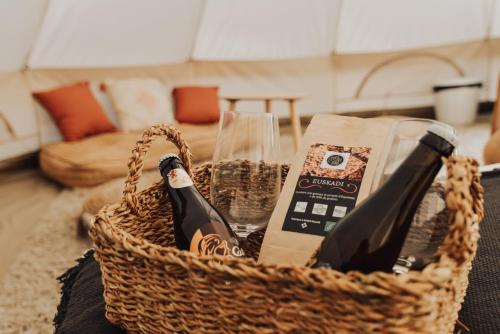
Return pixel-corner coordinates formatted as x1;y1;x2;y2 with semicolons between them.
122;124;193;213
440;156;484;266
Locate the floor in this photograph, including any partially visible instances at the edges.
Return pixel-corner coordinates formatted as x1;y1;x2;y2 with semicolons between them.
0;117;492;281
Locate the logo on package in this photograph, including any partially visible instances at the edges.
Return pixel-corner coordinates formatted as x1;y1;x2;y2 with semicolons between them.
327;155;344;166
320;151;350;170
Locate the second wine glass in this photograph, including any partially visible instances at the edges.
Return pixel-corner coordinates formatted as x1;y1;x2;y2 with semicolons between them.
210;111;281;238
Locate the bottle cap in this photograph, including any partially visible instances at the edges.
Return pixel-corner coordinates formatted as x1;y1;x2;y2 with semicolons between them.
427;124;458;148
158;153;180;170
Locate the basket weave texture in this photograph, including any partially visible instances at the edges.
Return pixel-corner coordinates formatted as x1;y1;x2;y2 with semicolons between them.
91;124;484;334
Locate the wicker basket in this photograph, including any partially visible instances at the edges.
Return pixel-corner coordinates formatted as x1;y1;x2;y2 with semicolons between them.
91;124;484;334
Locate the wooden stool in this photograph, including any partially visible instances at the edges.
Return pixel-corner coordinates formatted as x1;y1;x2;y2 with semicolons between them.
220;94;304;151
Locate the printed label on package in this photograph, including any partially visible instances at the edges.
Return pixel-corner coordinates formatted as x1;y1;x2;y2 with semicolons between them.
282;143;371;236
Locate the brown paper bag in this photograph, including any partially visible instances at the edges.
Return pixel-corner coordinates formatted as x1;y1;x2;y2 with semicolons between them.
258;114;396;266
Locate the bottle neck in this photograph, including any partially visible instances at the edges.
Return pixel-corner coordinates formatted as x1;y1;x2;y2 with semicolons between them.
160;158;214;241
419;131;454;157
160;159;194;191
378;131;454;211
160;158;187;179
160;159;198;211
383;142;442;211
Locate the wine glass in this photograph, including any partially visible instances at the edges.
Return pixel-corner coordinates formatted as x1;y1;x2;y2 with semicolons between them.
210;111;281;238
373;118;457;189
375;118;457;273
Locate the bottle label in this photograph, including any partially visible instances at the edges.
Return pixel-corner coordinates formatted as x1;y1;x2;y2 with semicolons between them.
282;143;371;236
190;226;245;258
167;168;194;188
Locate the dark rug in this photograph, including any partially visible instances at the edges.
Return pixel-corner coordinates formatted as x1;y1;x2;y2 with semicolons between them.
458;169;500;333
53;250;125;334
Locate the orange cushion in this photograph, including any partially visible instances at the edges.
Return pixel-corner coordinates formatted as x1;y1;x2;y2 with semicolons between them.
172;86;220;124
34;82;117;141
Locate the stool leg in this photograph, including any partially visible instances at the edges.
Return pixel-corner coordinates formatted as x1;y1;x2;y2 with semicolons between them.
265;99;272;113
289;99;301;151
492;75;500;134
228;100;237;112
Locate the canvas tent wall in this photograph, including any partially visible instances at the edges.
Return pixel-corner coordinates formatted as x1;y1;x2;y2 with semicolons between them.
1;0;500;162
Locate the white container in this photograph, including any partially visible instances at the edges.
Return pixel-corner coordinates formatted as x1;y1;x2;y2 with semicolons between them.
433;77;482;126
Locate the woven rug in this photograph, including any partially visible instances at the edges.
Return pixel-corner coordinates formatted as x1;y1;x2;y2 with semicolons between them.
0;188;91;334
0;168;160;334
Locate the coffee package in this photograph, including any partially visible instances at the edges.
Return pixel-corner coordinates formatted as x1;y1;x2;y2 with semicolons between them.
258;114;396;266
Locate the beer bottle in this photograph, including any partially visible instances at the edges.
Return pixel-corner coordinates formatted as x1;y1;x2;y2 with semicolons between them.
159;154;245;258
311;125;456;273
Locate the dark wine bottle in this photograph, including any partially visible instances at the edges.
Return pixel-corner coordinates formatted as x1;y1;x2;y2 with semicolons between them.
159;154;245;258
311;125;456;273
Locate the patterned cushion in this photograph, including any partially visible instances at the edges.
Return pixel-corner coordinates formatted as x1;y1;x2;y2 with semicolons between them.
105;79;174;131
